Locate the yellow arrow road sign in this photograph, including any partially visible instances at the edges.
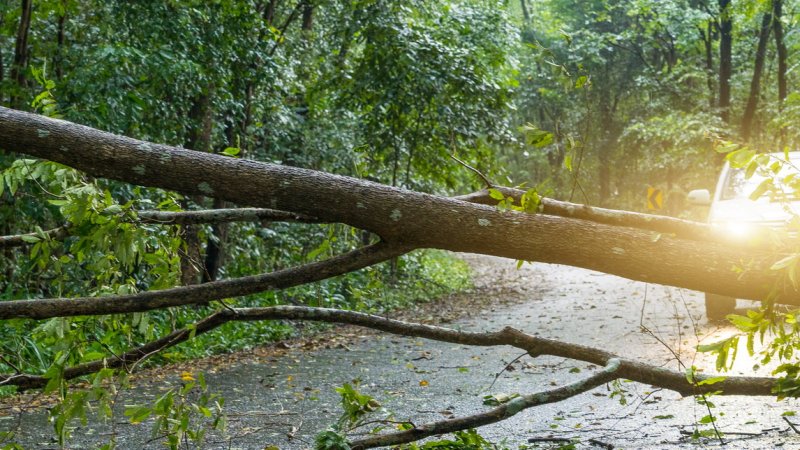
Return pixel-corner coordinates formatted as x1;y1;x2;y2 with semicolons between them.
647;187;663;210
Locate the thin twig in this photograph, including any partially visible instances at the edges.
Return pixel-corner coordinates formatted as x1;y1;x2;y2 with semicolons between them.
449;154;493;188
268;0;303;56
487;352;527;391
215;299;238;314
784;415;800;434
0;354;21;373
527;437;575;443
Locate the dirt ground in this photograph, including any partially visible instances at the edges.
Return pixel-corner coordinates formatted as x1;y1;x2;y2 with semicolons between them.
3;254;800;449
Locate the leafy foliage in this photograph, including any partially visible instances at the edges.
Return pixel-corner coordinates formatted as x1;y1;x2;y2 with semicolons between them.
123;372;226;450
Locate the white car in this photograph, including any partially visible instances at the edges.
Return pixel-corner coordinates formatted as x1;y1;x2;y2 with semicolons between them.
688;152;800;320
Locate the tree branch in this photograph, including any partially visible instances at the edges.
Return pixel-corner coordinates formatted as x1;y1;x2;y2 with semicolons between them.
0;242;408;320
348;359;622;449
1;306;776;397
136;207;322;225
450;153;493;188
0;225;70;248
0;208;322;249
456;187;748;246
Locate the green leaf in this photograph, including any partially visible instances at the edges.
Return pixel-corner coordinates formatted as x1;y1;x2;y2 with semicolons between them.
697;376;727;386
745;160;759;179
101;204;123;215
726;149;755;167
684;366;697;383
488;188;505;201
221;147;240;157
482;393;519;405
307;239;331;261
697;341;725;353
749;178;771;201
124;406;153;424
771;254;799;271
699;414;716;424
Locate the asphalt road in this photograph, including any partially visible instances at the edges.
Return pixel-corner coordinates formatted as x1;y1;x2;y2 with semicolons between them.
3;255;800;449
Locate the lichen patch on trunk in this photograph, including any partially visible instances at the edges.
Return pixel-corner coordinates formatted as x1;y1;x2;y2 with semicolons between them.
391;209;402;221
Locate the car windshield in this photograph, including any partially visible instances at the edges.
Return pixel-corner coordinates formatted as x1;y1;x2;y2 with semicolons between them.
720;156;800;201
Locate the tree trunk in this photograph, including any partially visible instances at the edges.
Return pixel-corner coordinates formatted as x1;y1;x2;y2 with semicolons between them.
4;107;799;304
520;0;530;22
264;0;278;25
0;11;5;105
202;198;228;283
180;86;215;286
701;21;716;109
178;214;203;285
773;0;787;108
10;0;33;108
597;96;617;206
598;152;610;205
741;10;772;142
718;0;732;123
301;0;313;31
55;1;67;81
201;120;236;283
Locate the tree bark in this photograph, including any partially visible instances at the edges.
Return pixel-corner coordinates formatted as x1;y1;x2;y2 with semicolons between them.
718;0;732;123
701;21;716;109
263;0;278;26
1;107;797;304
597;96;617;206
181;85;215;286
741;10;772;142
55;1;67;81
10;0;33;108
0;11;5;104
773;0;787;108
202;198;227;282
301;0;313;31
520;0;530;22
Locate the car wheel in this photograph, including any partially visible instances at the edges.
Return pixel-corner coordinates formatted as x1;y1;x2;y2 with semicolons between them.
705;293;736;321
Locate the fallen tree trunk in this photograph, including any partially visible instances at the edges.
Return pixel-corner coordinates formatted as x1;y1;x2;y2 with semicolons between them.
0;107;791;303
0;107;795;447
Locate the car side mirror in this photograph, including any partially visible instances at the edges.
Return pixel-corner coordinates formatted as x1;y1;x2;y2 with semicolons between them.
687;189;711;206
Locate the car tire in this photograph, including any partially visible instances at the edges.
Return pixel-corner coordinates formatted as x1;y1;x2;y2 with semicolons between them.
705;293;736;321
